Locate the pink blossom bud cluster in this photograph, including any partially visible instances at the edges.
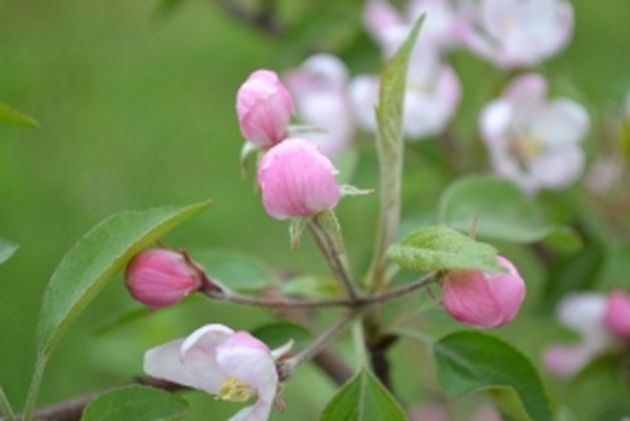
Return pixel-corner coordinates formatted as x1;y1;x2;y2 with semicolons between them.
236;70;342;220
441;256;526;329
543;290;630;379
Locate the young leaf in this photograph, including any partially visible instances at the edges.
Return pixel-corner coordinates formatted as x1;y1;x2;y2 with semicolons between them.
369;16;425;289
24;200;211;420
433;331;552;421
0;102;39;128
0;239;18;265
81;386;189;421
0;386;15;421
252;322;312;352
438;175;553;243
388;225;501;273
320;368;406;421
190;248;272;291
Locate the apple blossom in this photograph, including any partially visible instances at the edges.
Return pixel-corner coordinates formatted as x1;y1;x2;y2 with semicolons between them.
442;256;526;329
543;293;610;379
144;324;278;421
125;249;204;308
604;291;630;342
363;0;464;56
257;138;340;220
284;54;354;158
462;0;574;68
349;49;460;140
480;74;589;193
236;70;294;148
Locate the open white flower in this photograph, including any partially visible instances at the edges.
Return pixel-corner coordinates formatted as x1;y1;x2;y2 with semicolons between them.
144;324;278;421
284;54;354;158
480;74;589;193
543;293;610;379
462;0;574;68
350;49;460;140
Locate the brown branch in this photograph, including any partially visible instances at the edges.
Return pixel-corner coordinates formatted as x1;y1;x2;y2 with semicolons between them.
15;378;184;421
213;0;283;37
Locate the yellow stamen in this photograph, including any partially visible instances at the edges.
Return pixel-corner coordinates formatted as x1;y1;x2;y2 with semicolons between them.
217;377;256;403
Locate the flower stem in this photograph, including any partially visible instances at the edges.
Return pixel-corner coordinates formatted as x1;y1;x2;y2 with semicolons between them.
207;273;438;310
282;311;358;377
307;216;360;300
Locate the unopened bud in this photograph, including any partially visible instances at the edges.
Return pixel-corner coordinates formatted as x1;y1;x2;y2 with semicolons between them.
442;256;526;329
236;70;294;148
257;138;340;220
125;249;204;308
604;291;630;342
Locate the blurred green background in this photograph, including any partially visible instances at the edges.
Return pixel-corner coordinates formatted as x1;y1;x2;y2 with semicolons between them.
1;0;629;419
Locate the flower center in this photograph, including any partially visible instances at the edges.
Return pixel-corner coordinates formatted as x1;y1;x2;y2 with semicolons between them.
510;134;545;161
218;377;256;402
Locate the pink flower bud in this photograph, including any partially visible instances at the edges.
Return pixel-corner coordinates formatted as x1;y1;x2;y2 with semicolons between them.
236;69;294;148
604;291;630;342
442;256;526;328
257;138;340;220
125;249;203;308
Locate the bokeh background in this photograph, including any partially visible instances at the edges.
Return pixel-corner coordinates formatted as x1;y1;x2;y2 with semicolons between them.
1;0;629;419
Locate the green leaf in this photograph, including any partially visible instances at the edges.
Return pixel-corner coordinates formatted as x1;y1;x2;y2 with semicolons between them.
433;331;552;421
0;239;18;265
320;368;406;421
81;386;189;421
24;200;211;420
369;16;425;289
0;101;39;128
252;322;311;352
388;225;501;273
540;226;583;255
438;175;553;243
190;249;272;291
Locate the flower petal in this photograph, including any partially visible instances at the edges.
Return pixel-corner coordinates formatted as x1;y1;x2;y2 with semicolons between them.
144;323;234;395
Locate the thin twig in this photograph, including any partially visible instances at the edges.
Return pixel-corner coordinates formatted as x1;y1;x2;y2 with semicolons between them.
213;273;438;310
213;0;283;37
307;218;360;300
14;379;184;421
281;311;358;379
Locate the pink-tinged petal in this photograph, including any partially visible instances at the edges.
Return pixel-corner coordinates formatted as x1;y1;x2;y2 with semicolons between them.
408;403;449;421
556;293;609;347
236;70;294;148
403;64;461;139
257;138;340;219
300;54;349;88
532;99;590;147
586;157;624;195
144;325;233;395
528;146;584;189
465;0;574;68
504;74;547;108
604;291;630;342
349;75;379;133
363;0;404;41
543;344;597;379
406;0;461;51
216;332;278;417
443;256;525;328
284;55;353;158
125;249;203;308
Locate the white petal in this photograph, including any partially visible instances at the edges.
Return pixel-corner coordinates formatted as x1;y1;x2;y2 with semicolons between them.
504;74;547;108
229;400;274;421
216;332;279;403
556;293;610;347
349;75;379;132
144;338;225;394
532;99;589;147
528;146;584;189
480;100;513;148
301;54;349;88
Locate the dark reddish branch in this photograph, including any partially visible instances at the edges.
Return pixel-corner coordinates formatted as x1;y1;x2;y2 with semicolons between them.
15;378;184;421
214;0;283;37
